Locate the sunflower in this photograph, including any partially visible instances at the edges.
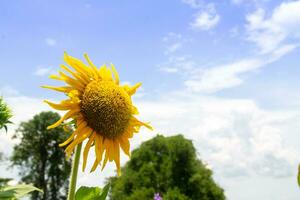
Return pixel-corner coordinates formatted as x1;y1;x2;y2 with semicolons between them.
43;53;152;175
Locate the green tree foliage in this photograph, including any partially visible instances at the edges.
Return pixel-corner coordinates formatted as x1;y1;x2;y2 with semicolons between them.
10;111;71;200
109;135;225;200
0;97;12;188
0;97;12;132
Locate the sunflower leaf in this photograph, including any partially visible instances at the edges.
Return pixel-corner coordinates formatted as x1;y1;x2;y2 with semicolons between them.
75;183;110;200
0;184;43;199
75;186;101;200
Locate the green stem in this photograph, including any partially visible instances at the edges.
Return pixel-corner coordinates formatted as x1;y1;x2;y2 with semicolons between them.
67;143;82;200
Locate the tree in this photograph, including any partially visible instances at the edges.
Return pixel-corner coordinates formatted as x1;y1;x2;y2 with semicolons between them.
11;111;72;200
0;96;12;132
109;135;225;200
0;97;12;188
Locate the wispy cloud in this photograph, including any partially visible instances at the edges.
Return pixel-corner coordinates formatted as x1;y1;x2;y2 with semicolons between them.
246;1;300;54
161;1;299;93
45;37;57;46
191;4;220;31
231;0;270;6
184;44;295;93
182;1;220;31
158;55;197;74
162;32;184;55
34;66;53;76
181;0;203;8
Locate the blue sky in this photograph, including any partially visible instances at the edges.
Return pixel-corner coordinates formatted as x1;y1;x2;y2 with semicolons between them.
1;0;300;199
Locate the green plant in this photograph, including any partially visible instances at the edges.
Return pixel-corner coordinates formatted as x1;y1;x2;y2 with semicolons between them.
0;97;12;132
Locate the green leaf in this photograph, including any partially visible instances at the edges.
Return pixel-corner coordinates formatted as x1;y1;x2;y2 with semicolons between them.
0;184;42;199
75;186;101;200
75;183;110;200
99;183;110;200
298;164;300;188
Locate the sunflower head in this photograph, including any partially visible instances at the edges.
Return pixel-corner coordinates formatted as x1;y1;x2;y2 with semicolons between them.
43;53;152;175
81;80;132;138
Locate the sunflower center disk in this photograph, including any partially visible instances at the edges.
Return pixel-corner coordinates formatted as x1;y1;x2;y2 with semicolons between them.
81;80;132;138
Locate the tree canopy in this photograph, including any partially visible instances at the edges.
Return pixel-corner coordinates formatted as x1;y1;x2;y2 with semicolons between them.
10;111;71;200
0;97;12;188
0;96;12;132
109;135;225;200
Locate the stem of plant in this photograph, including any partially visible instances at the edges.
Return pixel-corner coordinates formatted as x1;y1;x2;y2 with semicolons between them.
67;143;82;200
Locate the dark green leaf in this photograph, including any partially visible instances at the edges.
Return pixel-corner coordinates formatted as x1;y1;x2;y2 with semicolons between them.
75;186;101;200
99;183;110;200
0;189;16;199
75;183;110;200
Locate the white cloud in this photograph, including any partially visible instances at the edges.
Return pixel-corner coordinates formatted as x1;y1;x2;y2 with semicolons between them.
34;66;53;76
184;44;295;93
162;32;184;55
181;0;203;8
182;1;220;31
140;94;299;179
167;1;300;93
246;1;300;54
162;32;193;55
191;5;220;31
231;0;270;5
158;55;197;74
45;38;57;46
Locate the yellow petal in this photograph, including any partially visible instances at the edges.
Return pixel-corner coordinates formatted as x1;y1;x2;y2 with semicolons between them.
111;64;119;85
107;140;114;162
124;83;142;96
49;74;63;80
113;140;121;176
101;151;109;171
82;133;96;171
132;117;153;131
90;135;105;172
59;131;77;147
59;121;87;147
101;140;111;171
84;53;100;80
119;136;130;156
65;126;92;154
99;65;112;81
132;105;139;115
47;109;80;129
44;100;79;110
95;135;104;163
59;71;85;91
60;65;89;85
41;86;73;93
64;52;92;81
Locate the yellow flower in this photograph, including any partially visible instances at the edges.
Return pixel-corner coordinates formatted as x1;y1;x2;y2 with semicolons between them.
43;53;152;175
